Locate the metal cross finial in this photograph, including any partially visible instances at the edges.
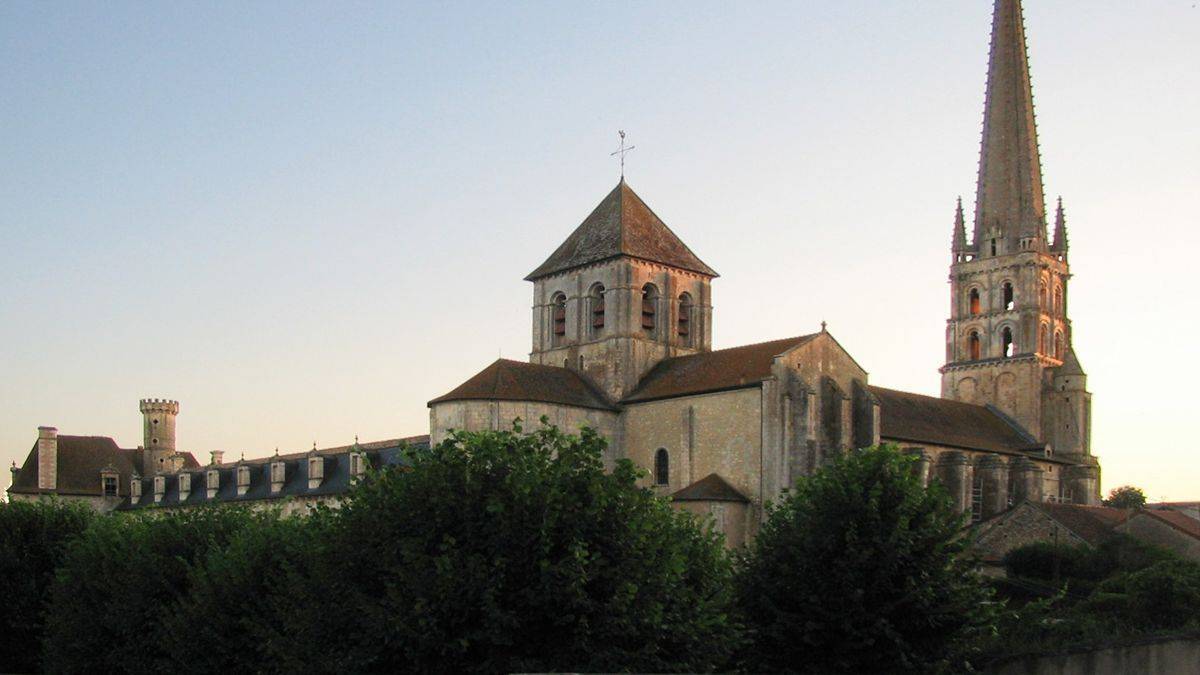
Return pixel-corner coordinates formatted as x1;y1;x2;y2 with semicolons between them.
610;130;635;179
821;320;827;332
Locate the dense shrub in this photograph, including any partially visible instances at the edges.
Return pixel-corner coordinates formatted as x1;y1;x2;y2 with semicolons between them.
0;499;94;674
42;507;259;674
734;445;995;674
273;421;739;673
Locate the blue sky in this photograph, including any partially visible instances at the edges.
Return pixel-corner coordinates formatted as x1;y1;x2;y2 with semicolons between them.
2;1;1197;499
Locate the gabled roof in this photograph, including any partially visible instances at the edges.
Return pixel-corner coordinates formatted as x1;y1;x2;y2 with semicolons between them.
672;473;749;503
428;359;619;411
1035;502;1128;546
870;386;1047;456
525;180;717;281
623;334;819;404
8;435;199;497
1132;509;1200;542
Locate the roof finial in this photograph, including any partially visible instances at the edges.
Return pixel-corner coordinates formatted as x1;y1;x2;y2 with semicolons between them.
610;130;635;180
312;440;317;452
820;320;827;333
274;446;279;456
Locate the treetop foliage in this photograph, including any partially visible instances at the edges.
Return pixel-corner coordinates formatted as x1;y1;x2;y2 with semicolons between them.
1103;485;1148;509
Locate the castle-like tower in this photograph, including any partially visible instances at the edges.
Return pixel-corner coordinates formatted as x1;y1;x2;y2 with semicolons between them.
526;179;717;401
140;398;179;475
941;0;1097;501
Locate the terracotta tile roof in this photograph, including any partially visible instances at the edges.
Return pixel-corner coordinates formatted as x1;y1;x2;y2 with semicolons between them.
672;473;749;503
1136;509;1200;541
1037;502;1127;546
525;180;717;281
9;436;142;497
870;386;1041;455
428;359;618;411
623;334;818;404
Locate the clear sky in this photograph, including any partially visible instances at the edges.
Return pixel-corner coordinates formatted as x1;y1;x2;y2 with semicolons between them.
2;2;1197;500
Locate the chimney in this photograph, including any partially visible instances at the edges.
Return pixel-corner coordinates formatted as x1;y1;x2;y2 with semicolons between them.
37;426;58;490
210;450;225;466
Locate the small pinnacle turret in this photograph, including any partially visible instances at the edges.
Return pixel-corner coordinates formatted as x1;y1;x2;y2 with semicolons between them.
1051;196;1068;256
952;196;970;260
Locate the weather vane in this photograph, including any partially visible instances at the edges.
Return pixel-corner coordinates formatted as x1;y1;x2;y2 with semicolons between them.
610;130;635;179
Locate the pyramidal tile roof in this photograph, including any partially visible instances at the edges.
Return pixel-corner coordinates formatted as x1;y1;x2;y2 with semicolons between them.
525;179;717;281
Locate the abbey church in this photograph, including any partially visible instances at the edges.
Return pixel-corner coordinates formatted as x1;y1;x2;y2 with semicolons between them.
8;0;1101;546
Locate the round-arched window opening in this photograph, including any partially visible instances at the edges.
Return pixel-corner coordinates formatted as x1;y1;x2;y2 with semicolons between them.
654;448;669;486
968;288;981;316
968;331;981;360
1002;327;1014;358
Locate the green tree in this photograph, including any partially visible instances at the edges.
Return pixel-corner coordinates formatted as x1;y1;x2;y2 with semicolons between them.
1102;485;1147;509
735;444;995;674
275;421;739;673
42;507;257;674
159;510;323;672
0;499;94;674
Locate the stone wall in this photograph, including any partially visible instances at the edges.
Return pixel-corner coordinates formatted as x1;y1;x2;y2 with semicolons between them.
971;501;1090;564
675;499;751;548
623;387;762;504
984;634;1200;675
428;399;621;466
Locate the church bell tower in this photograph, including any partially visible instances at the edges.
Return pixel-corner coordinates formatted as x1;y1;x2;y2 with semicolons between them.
940;0;1096;482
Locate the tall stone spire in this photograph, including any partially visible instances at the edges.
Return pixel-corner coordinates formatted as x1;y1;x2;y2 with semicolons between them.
1051;196;1068;255
973;0;1047;254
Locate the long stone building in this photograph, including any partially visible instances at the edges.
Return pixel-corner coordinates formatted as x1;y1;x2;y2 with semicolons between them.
7;0;1101;546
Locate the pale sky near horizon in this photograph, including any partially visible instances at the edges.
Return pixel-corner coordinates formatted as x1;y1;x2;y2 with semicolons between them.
2;2;1197;500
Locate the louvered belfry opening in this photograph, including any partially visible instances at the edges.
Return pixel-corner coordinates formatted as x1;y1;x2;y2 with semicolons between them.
552;293;566;338
641;284;658;332
677;292;692;339
590;284;605;333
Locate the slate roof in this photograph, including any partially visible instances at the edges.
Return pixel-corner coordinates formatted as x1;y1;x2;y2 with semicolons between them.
623;334;819;404
121;437;429;509
672;473;750;503
525;180;717;281
870;386;1047;456
428;359;618;411
8;436;199;497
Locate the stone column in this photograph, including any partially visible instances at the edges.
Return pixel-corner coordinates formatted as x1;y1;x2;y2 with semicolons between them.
977;455;1009;518
903;447;931;487
935;451;970;514
1064;463;1101;506
1009;457;1044;503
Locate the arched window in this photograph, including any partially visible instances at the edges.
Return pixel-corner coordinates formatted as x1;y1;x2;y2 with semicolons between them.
1040;283;1048;309
1054;331;1064;360
1002;282;1014;311
551;292;567;341
968;288;981;316
589;283;605;337
1001;326;1014;358
654;448;669;486
1053;286;1063;314
677;292;693;343
1039;323;1049;355
641;284;659;333
968;331;981;360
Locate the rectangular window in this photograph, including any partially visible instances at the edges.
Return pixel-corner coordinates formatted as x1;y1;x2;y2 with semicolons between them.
103;476;118;497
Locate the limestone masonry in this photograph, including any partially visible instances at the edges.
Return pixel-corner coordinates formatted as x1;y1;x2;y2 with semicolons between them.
8;0;1101;547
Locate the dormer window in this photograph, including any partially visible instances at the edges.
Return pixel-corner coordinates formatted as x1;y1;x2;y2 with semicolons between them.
153;475;166;503
100;466;120;498
270;460;286;493
350;452;367;479
178;473;191;500
130;476;142;502
308;456;324;489
206;469;220;499
237;465;251;496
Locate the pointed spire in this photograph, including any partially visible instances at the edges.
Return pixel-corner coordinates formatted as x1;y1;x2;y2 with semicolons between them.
973;0;1047;253
952;196;968;253
1051;196;1068;254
